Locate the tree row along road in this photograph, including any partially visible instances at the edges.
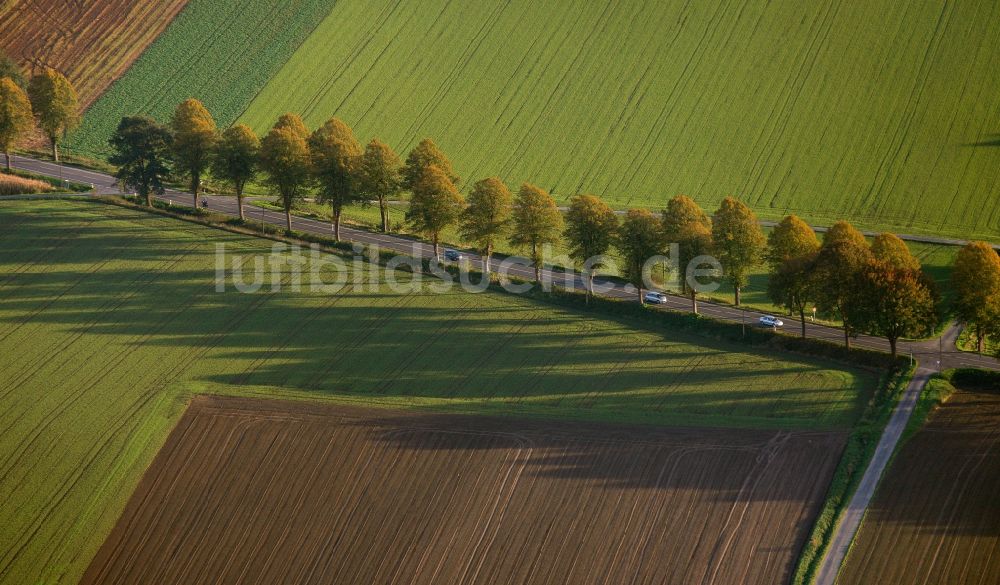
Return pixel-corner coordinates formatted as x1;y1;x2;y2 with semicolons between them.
10;154;999;373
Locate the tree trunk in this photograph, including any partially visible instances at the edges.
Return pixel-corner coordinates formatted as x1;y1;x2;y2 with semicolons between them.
532;243;540;283
691;288;698;314
332;206;342;242
586;272;594;304
485;243;492;279
142;187;151;207
191;172;200;210
637;285;644;304
379;198;389;232
978;327;985;354
51;139;59;163
4;151;10;170
236;187;245;221
285;208;292;233
734;286;741;306
844;328;851;349
889;337;898;360
799;307;807;339
433;235;440;261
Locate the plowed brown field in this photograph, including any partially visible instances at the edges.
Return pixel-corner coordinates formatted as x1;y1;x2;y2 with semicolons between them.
82;396;845;585
837;376;1000;585
0;0;188;106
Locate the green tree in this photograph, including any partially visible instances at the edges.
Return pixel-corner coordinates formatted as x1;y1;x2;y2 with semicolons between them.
213;124;259;221
564;194;618;300
27;68;78;162
952;241;1000;353
107;116;173;207
712;196;766;305
871;233;920;272
661;195;713;312
617;209;665;303
260;117;312;233
358;138;403;232
403;138;459;190
510;182;563;283
823;220;867;248
852;260;939;359
407;165;465;259
0;51;25;89
309;117;362;242
460;176;512;276
0;77;32;170
767;214;819;268
767;254;817;338
170;98;218;208
813;239;873;348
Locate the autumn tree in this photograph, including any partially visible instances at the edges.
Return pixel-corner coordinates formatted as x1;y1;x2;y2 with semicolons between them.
0;78;32;170
107;116;173;207
27;68;78;162
403;138;459;190
712;197;765;305
407;164;464;259
273;112;309;139
823;220;867;248
259;115;312;232
213;124;259;221
813;238;873;348
0;51;25;89
952;241;1000;353
661;195;713;312
459;176;512;276
309;117;362;242
768;254;818;338
871;233;920;272
510;182;563;283
564;194;618;300
358;138;402;232
767;215;819;268
171;98;217;208
852;260;939;359
617;209;665;303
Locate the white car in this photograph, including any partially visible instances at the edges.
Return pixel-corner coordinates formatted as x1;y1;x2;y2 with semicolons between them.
644;291;668;304
759;315;784;328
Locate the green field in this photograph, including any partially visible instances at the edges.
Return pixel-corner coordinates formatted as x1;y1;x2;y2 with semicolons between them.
68;0;1000;241
0;200;874;584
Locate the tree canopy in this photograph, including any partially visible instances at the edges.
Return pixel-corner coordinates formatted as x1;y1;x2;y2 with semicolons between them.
213;124;260;221
851;260;939;358
662;195;713;309
617;208;665;302
171;98;217;206
107;116;173;207
27;68;78;162
407;164;464;259
510;182;563;282
0;77;32;170
309;117;363;242
767;215;819;268
823;220;867;248
813;238;873;348
260;118;312;232
460;176;512;275
871;233;920;272
711;197;765;305
0;51;25;89
403;138;459;190
767;253;818;338
564;194;618;298
358;138;403;232
952;241;1000;353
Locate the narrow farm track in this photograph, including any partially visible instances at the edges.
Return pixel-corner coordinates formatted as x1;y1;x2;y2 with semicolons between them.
78;397;847;585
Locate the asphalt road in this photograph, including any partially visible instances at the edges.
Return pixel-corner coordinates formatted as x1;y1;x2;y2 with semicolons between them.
9;154;999;373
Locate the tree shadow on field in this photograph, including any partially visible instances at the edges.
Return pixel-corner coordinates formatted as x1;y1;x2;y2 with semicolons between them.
966;133;1000;147
1;201;872;432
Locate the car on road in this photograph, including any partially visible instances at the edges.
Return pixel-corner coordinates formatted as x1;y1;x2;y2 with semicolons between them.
444;249;464;262
644;291;668;304
759;315;784;328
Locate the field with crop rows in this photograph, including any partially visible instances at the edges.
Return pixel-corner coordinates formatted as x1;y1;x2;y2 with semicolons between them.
0;200;873;584
64;0;336;158
837;373;1000;584
82;396;845;585
234;0;1000;241
0;0;189;106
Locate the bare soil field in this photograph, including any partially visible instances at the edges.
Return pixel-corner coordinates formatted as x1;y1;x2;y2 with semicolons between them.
82;396;845;585
0;0;189;106
838;373;1000;584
